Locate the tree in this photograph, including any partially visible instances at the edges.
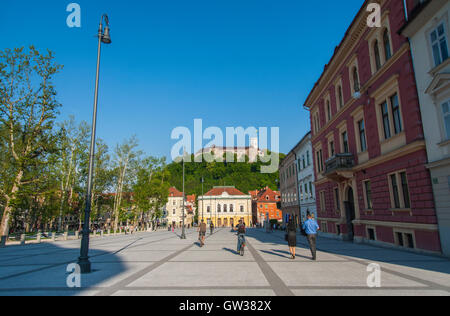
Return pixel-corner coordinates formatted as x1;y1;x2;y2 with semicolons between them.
111;136;141;231
0;46;63;236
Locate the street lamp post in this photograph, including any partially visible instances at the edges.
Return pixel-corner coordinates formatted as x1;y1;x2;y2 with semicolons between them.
201;177;204;222
181;149;186;239
78;14;112;274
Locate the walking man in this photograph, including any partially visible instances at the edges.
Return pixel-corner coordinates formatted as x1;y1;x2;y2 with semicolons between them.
210;222;214;235
198;219;207;247
302;213;320;260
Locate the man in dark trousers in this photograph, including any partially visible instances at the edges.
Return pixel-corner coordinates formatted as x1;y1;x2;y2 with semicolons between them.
302;213;320;260
210;222;214;235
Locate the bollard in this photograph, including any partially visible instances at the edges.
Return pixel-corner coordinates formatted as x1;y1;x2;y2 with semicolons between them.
20;234;26;246
119;228;122;234
1;235;6;247
101;230;104;238
107;229;111;236
52;232;56;242
37;230;41;243
63;232;68;241
75;231;79;239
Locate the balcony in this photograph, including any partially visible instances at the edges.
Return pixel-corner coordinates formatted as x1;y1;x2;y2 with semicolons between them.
324;153;355;182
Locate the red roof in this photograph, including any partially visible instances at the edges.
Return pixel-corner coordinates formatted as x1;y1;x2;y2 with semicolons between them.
169;187;183;197
249;190;259;199
255;187;280;203
186;194;196;203
205;186;246;196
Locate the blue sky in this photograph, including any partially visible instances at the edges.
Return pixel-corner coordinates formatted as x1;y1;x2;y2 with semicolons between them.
1;0;363;159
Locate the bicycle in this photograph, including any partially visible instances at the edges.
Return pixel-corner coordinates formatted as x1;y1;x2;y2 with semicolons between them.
237;234;246;256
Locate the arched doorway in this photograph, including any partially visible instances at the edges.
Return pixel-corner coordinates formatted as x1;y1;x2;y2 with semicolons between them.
344;186;356;241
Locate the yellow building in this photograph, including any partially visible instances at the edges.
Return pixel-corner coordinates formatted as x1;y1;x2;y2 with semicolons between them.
198;186;252;227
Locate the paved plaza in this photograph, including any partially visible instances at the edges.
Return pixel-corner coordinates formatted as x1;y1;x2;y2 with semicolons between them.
0;228;449;296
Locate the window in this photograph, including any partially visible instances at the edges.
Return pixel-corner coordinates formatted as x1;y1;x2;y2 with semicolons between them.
306;151;310;166
342;131;349;153
400;172;411;209
207;206;211;213
302;155;306;169
431;23;449;67
217;204;221;212
309;182;313;199
338;85;344;109
299;184;303;201
391;174;400;209
406;233;414;249
353;67;360;93
319;191;326;213
368;228;376;241
364;181;373;209
240;205;244;212
381;102;391;139
374;40;382;70
358;120;367;152
304;183;308;199
395;231;415;249
383;29;392;60
442;101;450;140
230;204;234;212
389;172;412;210
327;100;332;122
391;94;402;134
316;149;324;173
173;209;176;215
330;140;335;157
396;232;404;247
223;204;227;213
334;188;340;210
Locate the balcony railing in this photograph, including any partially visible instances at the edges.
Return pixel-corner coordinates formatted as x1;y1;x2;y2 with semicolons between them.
325;153;355;175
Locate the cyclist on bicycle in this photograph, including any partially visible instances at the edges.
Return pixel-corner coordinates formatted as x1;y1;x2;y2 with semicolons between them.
236;220;246;256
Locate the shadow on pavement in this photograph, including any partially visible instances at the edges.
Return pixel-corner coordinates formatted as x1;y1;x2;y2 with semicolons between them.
222;247;238;255
0;238;128;296
246;228;450;275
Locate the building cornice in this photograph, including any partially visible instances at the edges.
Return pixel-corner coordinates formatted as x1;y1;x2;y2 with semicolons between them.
304;0;387;109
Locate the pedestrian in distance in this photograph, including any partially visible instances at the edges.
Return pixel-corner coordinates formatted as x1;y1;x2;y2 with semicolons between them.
286;217;297;259
198;220;207;247
236;220;246;256
302;213;320;260
210;222;214;235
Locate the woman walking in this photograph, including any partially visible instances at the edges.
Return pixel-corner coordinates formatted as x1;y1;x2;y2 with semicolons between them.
286;217;297;259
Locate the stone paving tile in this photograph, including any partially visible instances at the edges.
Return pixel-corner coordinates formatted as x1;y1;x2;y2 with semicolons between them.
0;228;449;296
126;261;270;288
291;289;449;296
112;289;276;296
267;261;425;288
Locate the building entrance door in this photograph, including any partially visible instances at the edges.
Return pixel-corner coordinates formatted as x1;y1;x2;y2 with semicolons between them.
217;219;222;227
224;218;228;227
344;187;356;241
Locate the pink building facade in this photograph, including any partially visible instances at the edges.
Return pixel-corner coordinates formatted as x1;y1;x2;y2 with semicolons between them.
304;0;441;254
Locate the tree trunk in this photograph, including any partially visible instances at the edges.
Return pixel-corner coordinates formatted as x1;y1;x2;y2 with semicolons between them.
0;170;24;236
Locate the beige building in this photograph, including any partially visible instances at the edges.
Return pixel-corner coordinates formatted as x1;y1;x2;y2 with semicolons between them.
195;137;263;163
164;187;194;228
401;0;450;257
198;186;252;227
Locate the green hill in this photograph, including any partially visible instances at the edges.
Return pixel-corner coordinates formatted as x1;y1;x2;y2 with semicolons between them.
166;153;285;198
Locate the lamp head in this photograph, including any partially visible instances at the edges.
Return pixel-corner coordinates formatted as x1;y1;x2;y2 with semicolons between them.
102;26;112;44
